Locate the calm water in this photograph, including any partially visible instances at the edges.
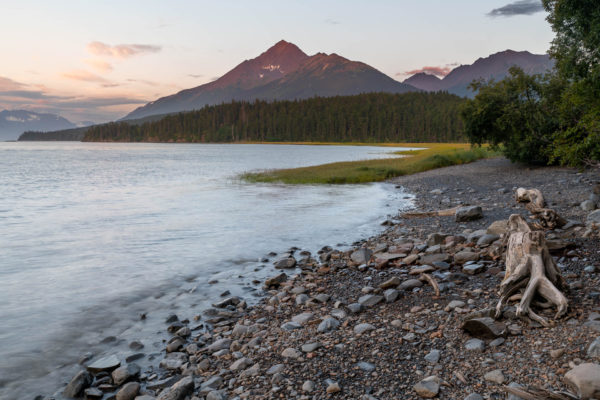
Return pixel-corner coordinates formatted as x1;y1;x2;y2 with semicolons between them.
0;142;414;398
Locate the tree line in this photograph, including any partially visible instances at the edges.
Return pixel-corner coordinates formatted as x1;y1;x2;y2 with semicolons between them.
82;92;466;143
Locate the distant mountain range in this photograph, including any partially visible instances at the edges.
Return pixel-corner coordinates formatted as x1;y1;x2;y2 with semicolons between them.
403;50;554;97
123;40;416;120
0;110;76;141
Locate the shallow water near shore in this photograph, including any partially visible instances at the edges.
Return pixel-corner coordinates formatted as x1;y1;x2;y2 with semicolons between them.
0;142;414;399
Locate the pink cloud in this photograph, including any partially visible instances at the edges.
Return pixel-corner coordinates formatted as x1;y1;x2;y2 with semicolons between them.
0;76;26;91
86;41;161;59
401;66;453;77
62;70;107;82
84;59;113;72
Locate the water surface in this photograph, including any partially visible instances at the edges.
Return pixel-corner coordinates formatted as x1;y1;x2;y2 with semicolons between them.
0;142;414;398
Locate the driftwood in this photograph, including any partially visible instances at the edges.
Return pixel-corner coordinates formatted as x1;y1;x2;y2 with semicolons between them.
419;273;440;298
503;385;578;400
515;187;545;208
401;205;463;218
525;203;568;230
495;214;568;326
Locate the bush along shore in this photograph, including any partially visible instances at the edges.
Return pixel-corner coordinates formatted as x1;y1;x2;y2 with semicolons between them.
51;158;600;400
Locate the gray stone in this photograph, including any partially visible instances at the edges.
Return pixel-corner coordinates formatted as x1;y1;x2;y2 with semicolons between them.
564;363;600;399
331;308;347;319
116;382;140;400
588;337;600;358
507;382;526;400
199;376;223;393
424;350;440;364
265;273;287;287
419;253;450;265
326;381;341;394
281;348;302;359
302;380;315;393
358;294;384;307
313;293;330;303
351;248;372;264
585;265;596;273
463;263;485;275
427;233;448;246
379;276;401;289
456;206;483;222
467;229;488;243
587;209;600;225
295;293;309;305
384;288;399;303
487;220;508;236
207;338;232;353
477;233;500;246
354;323;376;334
112;363;140;386
445;300;465;311
413;376;440;398
86;355;120;373
291;312;314;325
159;352;187;370
317;317;340;333
239;363;260;378
230;357;252;371
280;321;302;331
266;364;284;375
464;394;484;400
581;200;597;211
84;387;103;400
454;251;480;264
301;342;321;352
484;369;505;384
63;370;92;398
465;338;485;352
356;361;376;372
461;317;506;339
398;279;423;291
206;390;227;400
157;376;194;400
347;303;363;313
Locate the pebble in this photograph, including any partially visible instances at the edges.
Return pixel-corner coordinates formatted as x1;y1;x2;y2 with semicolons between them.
302;380;315;392
465;338;485;352
413;376;440;398
483;369;505;384
317;317;340;332
115;382;140;400
424;350;441;364
326;381;341;394
354;323;376;334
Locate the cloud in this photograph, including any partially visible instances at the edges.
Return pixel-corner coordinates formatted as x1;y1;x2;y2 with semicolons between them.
126;78;159;86
188;74;204;78
488;0;544;17
0;76;26;91
85;59;113;72
401;66;453;77
325;18;340;25
86;41;161;59
62;70;108;83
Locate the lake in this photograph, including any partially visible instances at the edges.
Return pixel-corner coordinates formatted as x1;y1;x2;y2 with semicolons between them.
0;142;414;398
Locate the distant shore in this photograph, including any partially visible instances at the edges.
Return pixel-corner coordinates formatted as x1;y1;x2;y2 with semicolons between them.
51;157;600;399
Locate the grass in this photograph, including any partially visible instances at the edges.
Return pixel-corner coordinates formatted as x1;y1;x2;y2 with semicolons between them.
241;143;499;184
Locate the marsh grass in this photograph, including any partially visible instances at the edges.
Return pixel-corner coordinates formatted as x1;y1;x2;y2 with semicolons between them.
241;143;497;184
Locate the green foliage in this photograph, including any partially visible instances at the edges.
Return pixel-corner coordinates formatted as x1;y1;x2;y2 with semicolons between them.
242;144;497;184
83;92;466;143
460;67;562;165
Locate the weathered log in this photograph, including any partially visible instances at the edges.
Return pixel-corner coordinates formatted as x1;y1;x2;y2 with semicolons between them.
401;205;463;218
419;273;440;298
525;203;567;229
515;188;545;208
495;214;568;326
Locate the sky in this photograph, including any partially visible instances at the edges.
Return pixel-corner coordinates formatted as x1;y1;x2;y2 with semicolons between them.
0;0;554;124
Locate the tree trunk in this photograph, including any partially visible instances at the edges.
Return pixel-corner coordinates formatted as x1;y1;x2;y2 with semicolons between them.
495;214;568;326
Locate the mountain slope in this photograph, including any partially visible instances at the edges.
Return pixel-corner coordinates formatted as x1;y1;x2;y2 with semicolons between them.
403;50;554;97
403;72;443;91
124;41;416;120
0;110;76;141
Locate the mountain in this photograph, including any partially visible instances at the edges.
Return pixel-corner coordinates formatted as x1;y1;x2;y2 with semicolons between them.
124;40;416;120
0;110;76;141
403;50;554;97
404;72;443;92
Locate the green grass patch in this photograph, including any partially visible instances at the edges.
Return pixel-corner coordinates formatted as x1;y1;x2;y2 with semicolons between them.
241;143;498;184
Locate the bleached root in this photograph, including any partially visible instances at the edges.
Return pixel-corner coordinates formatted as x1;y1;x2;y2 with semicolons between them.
515;188;545;208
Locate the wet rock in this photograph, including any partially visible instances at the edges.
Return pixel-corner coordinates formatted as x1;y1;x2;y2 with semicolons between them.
159;352;188;370
112;363;140;386
86;355;120;373
565;363;600;399
129;341;144;350
63;370;92;398
274;257;296;269
461;317;506;339
351;248;372;264
264;273;287;288
166;337;185;353
115;382;140;400
83;387;103;399
212;296;240;308
157;376;194;400
318;317;340;332
413;376;440;398
456;206;483;222
358;294;384;307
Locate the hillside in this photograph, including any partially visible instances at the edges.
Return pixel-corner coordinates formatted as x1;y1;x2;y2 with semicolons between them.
84;92;465;143
0;110;76;141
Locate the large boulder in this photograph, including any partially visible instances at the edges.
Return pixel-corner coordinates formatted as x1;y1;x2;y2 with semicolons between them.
564;363;600;399
63;370;92;398
455;206;483;222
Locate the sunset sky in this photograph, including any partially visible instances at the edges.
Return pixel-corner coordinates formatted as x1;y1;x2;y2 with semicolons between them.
0;0;553;124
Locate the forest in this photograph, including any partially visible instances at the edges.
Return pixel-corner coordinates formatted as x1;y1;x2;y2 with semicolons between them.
82;92;466;143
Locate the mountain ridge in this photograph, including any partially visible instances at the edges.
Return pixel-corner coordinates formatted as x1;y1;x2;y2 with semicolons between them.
0;110;76;141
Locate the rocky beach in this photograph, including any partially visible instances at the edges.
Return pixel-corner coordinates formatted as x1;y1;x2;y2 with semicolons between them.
50;157;600;400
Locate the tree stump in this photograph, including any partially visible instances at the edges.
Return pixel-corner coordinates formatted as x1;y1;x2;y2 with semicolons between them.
516;187;566;229
495;214;568;326
515;188;545;208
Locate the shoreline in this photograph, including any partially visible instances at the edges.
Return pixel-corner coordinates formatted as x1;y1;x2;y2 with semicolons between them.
48;158;600;399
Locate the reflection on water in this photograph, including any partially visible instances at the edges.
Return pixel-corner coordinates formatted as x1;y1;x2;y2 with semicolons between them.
0;142;414;398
